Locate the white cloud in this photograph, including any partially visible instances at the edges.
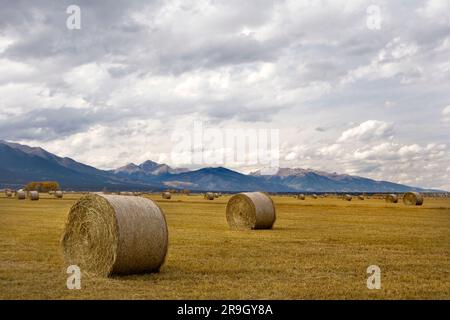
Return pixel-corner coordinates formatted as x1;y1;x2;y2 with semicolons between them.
338;120;394;143
443;105;450;122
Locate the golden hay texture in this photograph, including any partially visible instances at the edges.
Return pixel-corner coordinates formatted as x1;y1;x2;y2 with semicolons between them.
162;192;171;199
297;194;305;200
61;194;168;277
226;192;276;230
204;192;215;200
16;190;26;200
29;191;39;201
344;194;352;201
403;192;424;206
386;194;398;203
54;191;63;199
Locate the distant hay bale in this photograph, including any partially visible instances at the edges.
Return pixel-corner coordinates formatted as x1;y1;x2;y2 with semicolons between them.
17;190;26;200
297;194;305;200
403;192;424;206
204;192;215;200
5;190;12;198
54;191;63;199
162;192;171;199
29;191;39;201
226;192;276;230
358;195;365;200
344;194;352;201
214;193;219;198
311;194;318;199
61;194;168;277
386;194;398;203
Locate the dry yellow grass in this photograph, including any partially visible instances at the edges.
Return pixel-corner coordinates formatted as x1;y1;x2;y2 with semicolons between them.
0;193;449;299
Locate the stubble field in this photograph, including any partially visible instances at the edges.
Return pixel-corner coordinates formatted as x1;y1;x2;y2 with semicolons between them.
0;193;449;299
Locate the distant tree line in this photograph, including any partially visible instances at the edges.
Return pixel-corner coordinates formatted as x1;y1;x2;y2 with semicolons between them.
24;181;60;192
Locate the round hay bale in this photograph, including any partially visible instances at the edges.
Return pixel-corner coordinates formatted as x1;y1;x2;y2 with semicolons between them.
5;190;12;198
204;192;215;200
17;190;26;200
386;194;398;203
297;194;305;200
214;193;219;198
162;192;171;199
358;195;365;200
344;194;352;201
226;192;276;230
403;192;424;206
311;194;318;199
54;191;63;199
61;194;168;277
29;191;39;201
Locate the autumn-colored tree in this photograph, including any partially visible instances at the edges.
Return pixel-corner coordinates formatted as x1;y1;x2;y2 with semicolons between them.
24;181;60;193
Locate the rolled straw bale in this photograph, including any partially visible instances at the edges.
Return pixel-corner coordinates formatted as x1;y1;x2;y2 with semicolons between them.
5;190;12;198
226;192;276;230
358;195;365;200
54;191;63;199
297;194;305;200
17;190;26;200
344;194;352;201
61;194;168;276
214;193;219;198
162;192;171;199
386;194;398;203
311;194;318;199
403;192;424;206
29;191;39;201
204;192;215;200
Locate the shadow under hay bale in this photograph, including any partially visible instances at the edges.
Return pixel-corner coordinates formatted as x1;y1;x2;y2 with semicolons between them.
61;194;168;277
386;194;398;203
403;192;424;206
226;192;276;230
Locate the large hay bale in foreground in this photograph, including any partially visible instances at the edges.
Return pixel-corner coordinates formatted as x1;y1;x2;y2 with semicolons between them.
61;194;168;277
403;192;424;206
54;191;63;199
297;194;305;200
29;191;39;201
344;194;352;201
17;190;26;200
226;192;276;230
386;194;398;203
162;192;171;199
204;192;215;200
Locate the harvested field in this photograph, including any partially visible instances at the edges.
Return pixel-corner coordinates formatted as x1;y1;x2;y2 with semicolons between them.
0;193;449;299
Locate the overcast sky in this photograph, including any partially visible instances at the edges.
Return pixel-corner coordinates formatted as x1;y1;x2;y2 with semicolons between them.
1;0;450;190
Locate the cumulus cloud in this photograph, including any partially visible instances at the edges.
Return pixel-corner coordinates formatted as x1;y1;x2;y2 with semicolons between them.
338;120;394;143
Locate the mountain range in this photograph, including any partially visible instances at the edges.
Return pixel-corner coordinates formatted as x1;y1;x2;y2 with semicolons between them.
0;140;437;193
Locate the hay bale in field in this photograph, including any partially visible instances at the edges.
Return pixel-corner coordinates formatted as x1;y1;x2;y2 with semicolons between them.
344;194;352;201
61;194;168;277
29;191;39;201
226;192;276;230
311;194;318;199
162;192;171;199
214;193;219;198
54;191;63;199
385;194;398;203
16;190;26;200
358;195;365;200
297;194;305;200
204;192;215;200
403;192;424;206
5;190;12;198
